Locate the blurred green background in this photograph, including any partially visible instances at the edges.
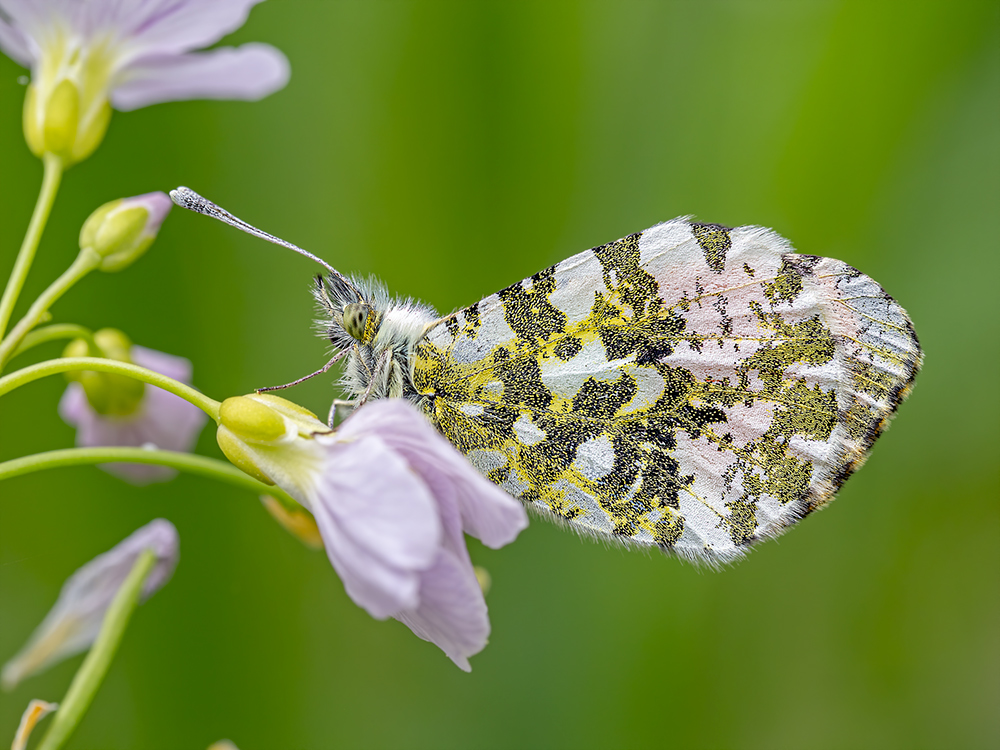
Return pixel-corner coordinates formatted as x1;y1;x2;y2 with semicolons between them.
1;1;998;748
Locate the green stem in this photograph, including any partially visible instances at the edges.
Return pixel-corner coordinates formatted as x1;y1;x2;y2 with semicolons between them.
35;549;156;750
7;323;95;361
0;447;288;500
0;153;64;340
0;357;221;421
0;249;101;369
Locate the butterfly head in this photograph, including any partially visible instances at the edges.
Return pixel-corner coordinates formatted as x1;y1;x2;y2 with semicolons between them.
313;272;388;351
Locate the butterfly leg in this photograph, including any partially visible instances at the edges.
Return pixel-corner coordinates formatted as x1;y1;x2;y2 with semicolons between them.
256;347;349;393
357;349;394;407
327;399;357;427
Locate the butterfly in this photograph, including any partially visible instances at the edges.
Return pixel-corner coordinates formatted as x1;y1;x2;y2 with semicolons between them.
171;188;922;564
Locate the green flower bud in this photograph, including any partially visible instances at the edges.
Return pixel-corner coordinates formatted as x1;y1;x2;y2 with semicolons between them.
79;193;172;272
216;394;332;487
219;396;291;444
63;328;145;416
22;34;115;166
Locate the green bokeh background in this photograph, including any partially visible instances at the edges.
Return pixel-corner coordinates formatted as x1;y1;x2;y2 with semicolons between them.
1;1;998;748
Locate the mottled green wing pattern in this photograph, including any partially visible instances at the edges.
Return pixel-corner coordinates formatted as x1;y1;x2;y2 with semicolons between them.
411;219;921;563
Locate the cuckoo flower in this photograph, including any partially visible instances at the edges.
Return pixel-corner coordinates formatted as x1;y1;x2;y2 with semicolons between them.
0;0;289;164
1;519;178;690
60;330;208;484
217;396;528;671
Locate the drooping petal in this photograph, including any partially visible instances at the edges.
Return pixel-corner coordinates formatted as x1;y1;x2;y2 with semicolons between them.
394;547;490;672
337;400;529;548
1;519;178;690
111;43;289;111
310;434;442;619
11;700;58;750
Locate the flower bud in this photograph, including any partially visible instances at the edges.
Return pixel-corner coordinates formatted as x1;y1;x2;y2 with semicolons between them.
216;394;332;493
63;329;145;416
79;192;172;272
23;78;111;166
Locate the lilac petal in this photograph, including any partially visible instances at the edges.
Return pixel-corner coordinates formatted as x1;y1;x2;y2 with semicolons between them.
395;547;490;672
310;435;442;619
4;0;266;55
57;380;90;425
1;519;178;689
111;0;268;55
111;43;289;111
130;345;192;383
338;401;528;548
0;14;32;66
0;1;45;35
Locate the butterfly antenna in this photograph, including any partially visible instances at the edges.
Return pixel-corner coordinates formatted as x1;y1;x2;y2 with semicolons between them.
169;187;361;299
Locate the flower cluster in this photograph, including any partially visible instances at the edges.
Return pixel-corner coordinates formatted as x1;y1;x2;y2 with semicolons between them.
0;4;536;747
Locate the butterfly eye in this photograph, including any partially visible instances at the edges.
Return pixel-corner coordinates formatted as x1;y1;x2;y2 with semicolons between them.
343;303;371;341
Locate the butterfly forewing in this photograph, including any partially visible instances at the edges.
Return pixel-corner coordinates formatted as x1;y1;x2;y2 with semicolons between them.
411;219;921;563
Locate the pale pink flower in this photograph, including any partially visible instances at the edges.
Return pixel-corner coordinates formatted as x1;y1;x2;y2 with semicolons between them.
0;0;289;110
218;397;529;670
1;519;179;690
59;346;208;484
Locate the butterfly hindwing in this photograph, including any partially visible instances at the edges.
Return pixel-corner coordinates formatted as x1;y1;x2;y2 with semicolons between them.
411;219;921;563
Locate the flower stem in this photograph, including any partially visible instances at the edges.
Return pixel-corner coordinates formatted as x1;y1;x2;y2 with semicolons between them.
7;323;96;361
34;549;156;750
0;447;288;499
0;249;102;370
0;357;221;421
0;154;64;340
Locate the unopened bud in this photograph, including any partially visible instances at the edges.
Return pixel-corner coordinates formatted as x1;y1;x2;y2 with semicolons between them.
63;328;144;415
219;396;291;444
219;394;328;445
216;394;331;487
23;79;111;166
80;193;172;272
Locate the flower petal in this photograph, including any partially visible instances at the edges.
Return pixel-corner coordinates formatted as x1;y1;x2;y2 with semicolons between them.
0;14;32;66
310;434;442;619
394;547;490;672
1;519;178;690
338;401;529;548
110;43;289;111
3;0;267;55
113;0;269;55
130;346;192;382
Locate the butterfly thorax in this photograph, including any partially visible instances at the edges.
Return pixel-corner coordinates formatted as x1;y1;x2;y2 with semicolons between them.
314;273;438;403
